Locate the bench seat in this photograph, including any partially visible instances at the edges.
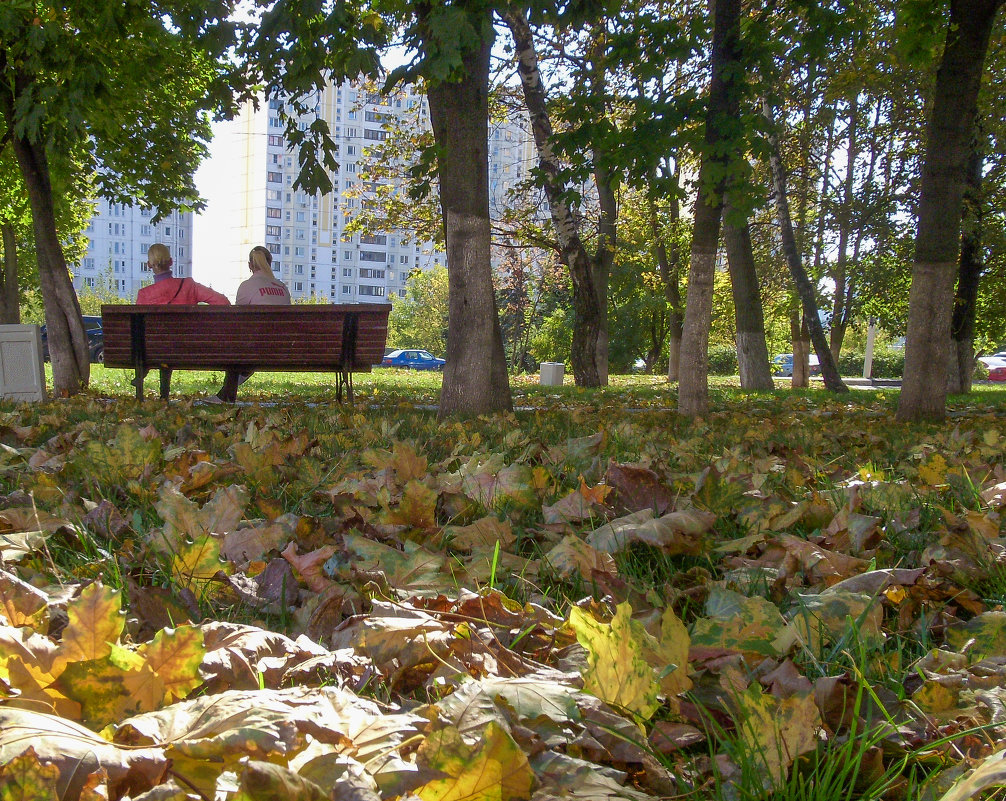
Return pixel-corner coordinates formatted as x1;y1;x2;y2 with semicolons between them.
102;304;390;400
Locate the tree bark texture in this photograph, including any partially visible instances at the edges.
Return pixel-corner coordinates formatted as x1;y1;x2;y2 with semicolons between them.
426;20;513;417
762;97;848;393
650;178;683;383
897;0;1003;421
790;311;810;388
947;137;984;394
678;0;743;416
504;8;606;387
723;201;773;390
829;96;857;360
0;224;20;324
10;135;89;395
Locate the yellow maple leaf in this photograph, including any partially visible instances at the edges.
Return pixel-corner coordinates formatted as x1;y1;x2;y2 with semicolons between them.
56;583;123;667
172;534;226;589
417;721;534;801
138;626;205;702
0;746;61;799
918;454;949;486
569;602;659;720
729;682;821;789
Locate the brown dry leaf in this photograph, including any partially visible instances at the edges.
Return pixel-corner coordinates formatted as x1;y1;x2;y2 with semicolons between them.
586;508;715;555
445;516;515;551
0;568;49;628
544;535;617;578
152;483;248;556
223;514;300;566
603;462;674;516
0;707;167;799
200;621;329;691
281;542;337;593
543;480;610;525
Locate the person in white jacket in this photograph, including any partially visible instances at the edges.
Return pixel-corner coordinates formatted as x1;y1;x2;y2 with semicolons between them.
212;247;291;402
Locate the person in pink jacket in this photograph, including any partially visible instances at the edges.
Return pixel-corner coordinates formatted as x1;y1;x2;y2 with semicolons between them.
133;243;229;394
137;244;230;306
213;246;291;402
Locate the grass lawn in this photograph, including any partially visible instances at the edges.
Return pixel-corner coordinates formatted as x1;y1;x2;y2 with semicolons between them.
3;367;1006;800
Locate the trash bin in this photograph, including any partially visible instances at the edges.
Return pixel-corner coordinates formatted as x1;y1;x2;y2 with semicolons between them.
540;362;565;386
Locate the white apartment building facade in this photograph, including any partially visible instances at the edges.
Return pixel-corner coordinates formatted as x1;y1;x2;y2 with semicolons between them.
75;201;193;297
212;80;534;303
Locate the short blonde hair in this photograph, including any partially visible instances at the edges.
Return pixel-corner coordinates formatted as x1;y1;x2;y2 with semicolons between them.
249;246;276;279
147;243;172;273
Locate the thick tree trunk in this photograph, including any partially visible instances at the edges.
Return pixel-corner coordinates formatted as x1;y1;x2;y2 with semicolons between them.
947;137;984;394
0;224;20;324
897;0;1003;421
678;0;743;416
762;97;847;393
427;20;512;418
723;201;773;390
10;135;89;395
504;8;604;387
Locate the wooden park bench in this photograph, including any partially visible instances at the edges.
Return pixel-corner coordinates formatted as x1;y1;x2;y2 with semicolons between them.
102;304;390;401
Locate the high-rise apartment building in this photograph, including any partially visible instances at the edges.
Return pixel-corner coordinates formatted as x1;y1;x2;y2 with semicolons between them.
74;201;194;297
208;79;535;302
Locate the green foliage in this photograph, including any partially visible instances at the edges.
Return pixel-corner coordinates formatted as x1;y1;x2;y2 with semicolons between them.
836;349;906;380
529;307;571;366
75;268;126;317
708;346;739;376
387;265;449;355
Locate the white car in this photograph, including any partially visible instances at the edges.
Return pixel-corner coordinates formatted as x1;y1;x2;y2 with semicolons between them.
978;352;1006;370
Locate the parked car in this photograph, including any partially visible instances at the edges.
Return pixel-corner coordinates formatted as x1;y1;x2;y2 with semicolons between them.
989;364;1006;382
772;353;821;377
40;315;104;363
381;349;445;370
978;351;1006;371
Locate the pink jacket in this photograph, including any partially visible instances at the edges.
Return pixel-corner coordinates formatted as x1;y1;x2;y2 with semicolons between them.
136;277;230;306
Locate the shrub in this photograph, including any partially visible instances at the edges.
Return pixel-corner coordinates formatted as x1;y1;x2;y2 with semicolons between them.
836;349;905;379
708;346;738;375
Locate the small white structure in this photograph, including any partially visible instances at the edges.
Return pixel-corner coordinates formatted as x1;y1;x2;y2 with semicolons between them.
540;362;565;386
0;325;47;402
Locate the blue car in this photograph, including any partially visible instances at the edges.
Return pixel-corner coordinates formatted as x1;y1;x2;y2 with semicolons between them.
381;349;445;370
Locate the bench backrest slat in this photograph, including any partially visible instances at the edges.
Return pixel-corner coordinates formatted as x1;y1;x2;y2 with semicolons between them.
101;304;390;371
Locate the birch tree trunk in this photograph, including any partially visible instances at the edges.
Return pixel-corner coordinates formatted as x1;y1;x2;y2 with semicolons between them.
426;20;513;417
504;8;606;386
678;0;742;416
762;97;847;393
723;200;773;390
897;0;1003;421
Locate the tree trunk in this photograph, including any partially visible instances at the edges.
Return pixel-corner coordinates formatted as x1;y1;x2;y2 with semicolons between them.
504;8;604;387
426;19;512;418
762;97;847;393
9;135;89;395
829;96;857;360
723;200;773;390
897;0;1003;421
678;0;743;416
0;224;20;324
650;174;683;383
947;134;984;394
791;312;810;388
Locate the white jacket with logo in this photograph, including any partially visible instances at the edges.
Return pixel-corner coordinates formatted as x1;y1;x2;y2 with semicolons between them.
236;273;292;305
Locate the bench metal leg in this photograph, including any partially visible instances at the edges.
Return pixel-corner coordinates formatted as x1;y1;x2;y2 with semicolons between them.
133;369;144;400
336;370;353;403
159;368;172;400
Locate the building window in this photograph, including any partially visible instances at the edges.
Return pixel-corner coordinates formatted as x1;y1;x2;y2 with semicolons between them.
342;285;352;294
294;281;304;292
360;234;386;245
359;268;385;279
399;288;407;298
83;277;95;288
345;127;357;138
346;145;355;155
268;243;281;254
363;128;386;141
344;250;353;261
267;190;282;201
267;171;282;183
266;225;282;237
358;285;385;297
294;246;305;256
295;265;304;275
343;268;352;277
267;208;282;219
359;250;385;262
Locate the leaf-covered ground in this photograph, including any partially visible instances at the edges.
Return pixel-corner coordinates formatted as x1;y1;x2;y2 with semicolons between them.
4;371;1006;800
